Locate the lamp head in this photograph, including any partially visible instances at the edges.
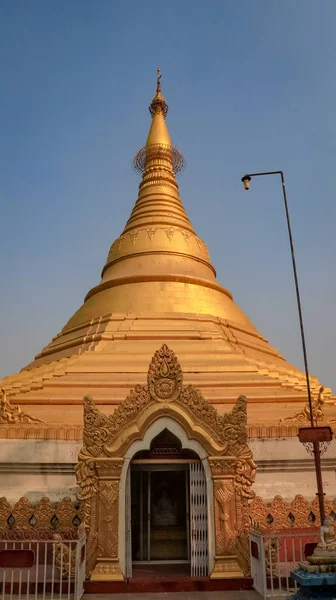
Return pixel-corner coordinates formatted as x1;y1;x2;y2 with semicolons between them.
241;175;251;190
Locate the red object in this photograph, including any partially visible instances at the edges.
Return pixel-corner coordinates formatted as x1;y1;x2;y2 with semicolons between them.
84;576;253;594
250;540;259;559
0;549;35;569
298;426;333;443
304;542;318;558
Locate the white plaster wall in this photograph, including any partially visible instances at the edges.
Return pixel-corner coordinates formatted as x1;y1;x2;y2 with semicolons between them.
249;437;336;500
252;468;336;500
249;437;336;462
0;439;82;503
0;439;82;464
0;437;335;504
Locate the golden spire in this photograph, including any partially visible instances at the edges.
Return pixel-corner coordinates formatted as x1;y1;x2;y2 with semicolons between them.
63;70;250;330
128;68;187;233
148;68;168;118
134;68;184;174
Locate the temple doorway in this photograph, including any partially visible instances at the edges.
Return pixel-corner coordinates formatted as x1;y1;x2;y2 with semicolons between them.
125;429;209;578
131;465;189;564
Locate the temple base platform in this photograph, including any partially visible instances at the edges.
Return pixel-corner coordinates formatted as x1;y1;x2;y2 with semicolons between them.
84;565;253;594
287;569;336;599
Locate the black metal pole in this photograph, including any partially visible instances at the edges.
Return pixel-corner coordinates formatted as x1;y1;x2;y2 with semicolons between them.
242;170;325;523
279;171;314;426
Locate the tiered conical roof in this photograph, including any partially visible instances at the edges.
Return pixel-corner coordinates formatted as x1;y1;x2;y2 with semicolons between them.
1;71;334;435
62;69;251;333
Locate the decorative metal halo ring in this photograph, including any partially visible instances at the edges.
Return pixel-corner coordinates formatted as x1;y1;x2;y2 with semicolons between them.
133;143;185;175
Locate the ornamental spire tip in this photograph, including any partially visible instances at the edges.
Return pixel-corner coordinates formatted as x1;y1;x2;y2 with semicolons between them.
157;67;162;93
133;69;185;175
149;67;168;118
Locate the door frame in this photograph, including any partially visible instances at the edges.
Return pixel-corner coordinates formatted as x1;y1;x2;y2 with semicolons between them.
130;461;195;565
118;417;215;578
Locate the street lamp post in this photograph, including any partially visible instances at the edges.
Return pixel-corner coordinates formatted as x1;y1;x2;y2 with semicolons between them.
241;170;329;525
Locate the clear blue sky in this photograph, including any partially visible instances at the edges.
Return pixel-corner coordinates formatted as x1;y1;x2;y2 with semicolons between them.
1;0;335;393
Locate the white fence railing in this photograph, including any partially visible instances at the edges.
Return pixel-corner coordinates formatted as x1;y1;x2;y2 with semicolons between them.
249;529;319;599
0;531;86;600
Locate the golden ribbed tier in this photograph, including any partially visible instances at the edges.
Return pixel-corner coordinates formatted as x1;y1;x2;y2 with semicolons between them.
1;313;334;428
72;74;231;327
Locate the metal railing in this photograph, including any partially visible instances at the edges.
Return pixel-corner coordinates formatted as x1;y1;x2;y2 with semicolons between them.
0;531;85;600
249;529;319;599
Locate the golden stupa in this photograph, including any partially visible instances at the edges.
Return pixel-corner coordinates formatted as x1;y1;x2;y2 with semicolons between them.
1;70;334;438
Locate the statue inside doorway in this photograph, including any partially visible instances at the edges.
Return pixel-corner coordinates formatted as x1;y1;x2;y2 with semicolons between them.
152;488;177;527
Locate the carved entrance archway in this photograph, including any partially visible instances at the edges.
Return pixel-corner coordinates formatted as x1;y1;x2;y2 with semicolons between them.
119;416;214;576
76;344;256;581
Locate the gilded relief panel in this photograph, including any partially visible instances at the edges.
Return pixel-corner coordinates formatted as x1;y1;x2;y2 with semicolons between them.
76;344;256;580
209;453;256;577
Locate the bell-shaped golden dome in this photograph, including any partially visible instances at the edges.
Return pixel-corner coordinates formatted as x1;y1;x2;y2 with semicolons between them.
63;69;254;332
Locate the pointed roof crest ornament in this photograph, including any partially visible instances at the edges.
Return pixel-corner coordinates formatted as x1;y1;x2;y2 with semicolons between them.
133;69;185;175
157;67;162;93
149;67;168;118
147;344;183;402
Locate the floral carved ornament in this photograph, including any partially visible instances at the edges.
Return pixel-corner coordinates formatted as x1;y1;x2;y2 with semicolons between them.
75;344;256;579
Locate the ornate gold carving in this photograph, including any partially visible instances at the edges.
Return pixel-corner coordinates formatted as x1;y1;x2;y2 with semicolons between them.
12;497;34;529
75;452;99;577
80;346;251;458
164;227;175;241
281;386;326;424
33;496;55;529
209;458;236;477
235;455;257;501
248;494;336;530
91;561;123;581
77;344;256;580
265;538;278;574
249;422;336;439
98;480;119;558
180;388;249;454
0;425;83;440
214;479;237;553
82;387;150;455
0;497;11;526
210;555;244;578
1;416;333;443
210;452;256;575
54;534;76;578
148;343;183;402
267;496;289;531
128;231;139;245
146;227;156;242
0;496;83;539
289;495;311;528
95;460;123;479
248;496;269;530
106;226;209;265
75;454;124;577
0;388;43;424
234;534;250;576
181;230;191;245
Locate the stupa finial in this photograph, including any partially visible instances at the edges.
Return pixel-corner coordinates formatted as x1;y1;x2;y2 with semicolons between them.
149;67;168;118
134;69;185;175
156;67;162;93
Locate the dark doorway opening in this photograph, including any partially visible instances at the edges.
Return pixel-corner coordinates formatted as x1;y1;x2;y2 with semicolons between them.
131;466;189;563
